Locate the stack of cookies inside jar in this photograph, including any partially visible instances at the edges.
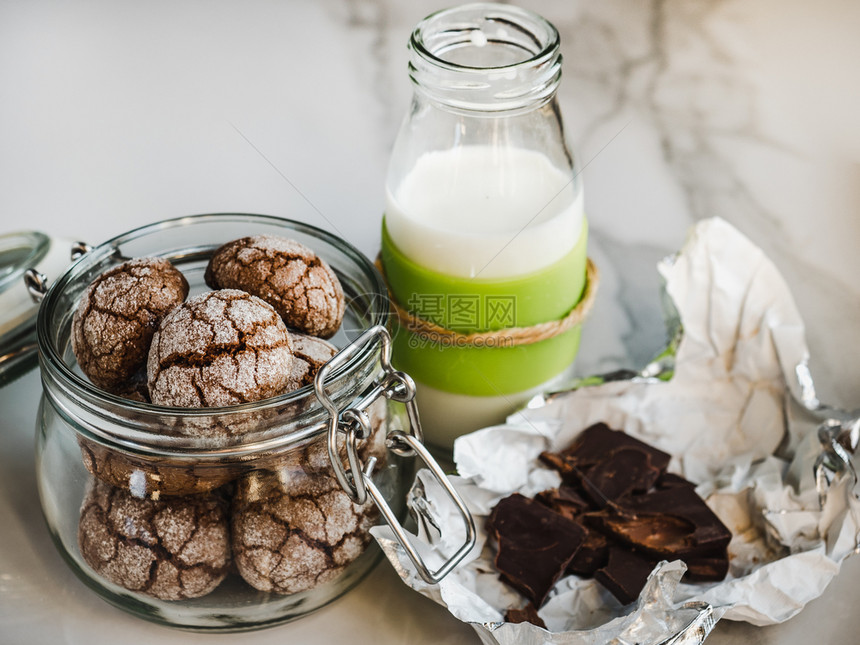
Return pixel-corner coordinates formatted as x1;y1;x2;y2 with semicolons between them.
69;234;388;603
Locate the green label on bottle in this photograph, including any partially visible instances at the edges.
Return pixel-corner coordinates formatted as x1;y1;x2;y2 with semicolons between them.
380;217;589;395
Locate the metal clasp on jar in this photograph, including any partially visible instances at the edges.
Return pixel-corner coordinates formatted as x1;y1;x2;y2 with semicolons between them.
314;325;476;584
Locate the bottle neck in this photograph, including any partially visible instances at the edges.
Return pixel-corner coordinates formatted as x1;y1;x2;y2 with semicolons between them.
408;3;562;115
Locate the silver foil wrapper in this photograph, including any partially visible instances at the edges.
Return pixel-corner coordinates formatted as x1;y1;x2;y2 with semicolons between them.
372;218;860;644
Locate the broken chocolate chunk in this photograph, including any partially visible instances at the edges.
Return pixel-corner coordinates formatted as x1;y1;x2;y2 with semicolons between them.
540;424;672;506
535;485;590;520
505;603;547;629
492;425;730;618
487;493;585;607
567;525;610;577
539;450;574;478
683;549;730;581
622;486;731;556
656;471;698;490
555;423;671;474
593;546;659;605
588;487;731;559
535;487;610;577
684;550;729;582
578;446;663;505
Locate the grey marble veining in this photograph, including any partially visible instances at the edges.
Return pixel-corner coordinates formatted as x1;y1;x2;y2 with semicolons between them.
330;0;860;404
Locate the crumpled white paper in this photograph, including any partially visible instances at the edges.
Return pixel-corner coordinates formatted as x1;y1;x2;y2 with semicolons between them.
372;218;860;644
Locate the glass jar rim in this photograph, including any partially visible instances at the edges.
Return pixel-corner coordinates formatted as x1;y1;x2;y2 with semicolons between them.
407;3;563;114
409;2;560;73
37;213;389;458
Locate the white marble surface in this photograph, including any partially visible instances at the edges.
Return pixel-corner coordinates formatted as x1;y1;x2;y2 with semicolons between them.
1;1;859;643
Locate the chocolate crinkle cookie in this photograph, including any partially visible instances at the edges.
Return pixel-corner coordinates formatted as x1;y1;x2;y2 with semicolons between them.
204;235;345;339
147;289;293;408
231;468;378;595
286;333;338;391
78;478;231;600
71;258;189;392
78;438;237;498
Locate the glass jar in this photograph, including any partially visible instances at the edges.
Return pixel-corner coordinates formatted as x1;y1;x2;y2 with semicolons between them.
33;214;473;630
382;3;590;450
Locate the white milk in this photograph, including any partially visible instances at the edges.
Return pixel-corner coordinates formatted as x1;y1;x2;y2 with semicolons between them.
385;145;584;279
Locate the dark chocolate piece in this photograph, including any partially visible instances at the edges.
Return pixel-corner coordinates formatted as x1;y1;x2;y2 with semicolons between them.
536;487;609;576
656;472;697;490
540;424;671;506
493;425;730;610
588;487;731;559
539;450;577;482
593;546;658;605
621;486;731;555
557;423;672;474
535;485;590;520
505;603;547;629
683;551;730;581
487;493;585;607
567;525;610;577
579;446;662;505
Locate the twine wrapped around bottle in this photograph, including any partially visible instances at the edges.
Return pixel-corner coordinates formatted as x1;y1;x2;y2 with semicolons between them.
375;257;599;348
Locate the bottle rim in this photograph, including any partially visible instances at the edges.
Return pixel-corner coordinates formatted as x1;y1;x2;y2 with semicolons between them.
408;2;562;113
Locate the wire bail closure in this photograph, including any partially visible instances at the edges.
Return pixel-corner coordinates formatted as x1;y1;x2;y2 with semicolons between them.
314;325;477;584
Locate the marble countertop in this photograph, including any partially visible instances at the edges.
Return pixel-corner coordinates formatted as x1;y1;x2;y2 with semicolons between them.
1;1;858;643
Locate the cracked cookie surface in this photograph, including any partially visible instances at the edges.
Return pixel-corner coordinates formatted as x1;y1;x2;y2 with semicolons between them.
71;258;189;391
78;478;230;600
204;235;344;339
231;468;378;595
78;438;237;497
77;332;337;496
147;289;293;408
286;333;338;391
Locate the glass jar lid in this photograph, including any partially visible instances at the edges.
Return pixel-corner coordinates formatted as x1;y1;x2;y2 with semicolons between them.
0;230;72;386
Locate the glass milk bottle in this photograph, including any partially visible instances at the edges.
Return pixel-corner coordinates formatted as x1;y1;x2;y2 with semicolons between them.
382;3;590;451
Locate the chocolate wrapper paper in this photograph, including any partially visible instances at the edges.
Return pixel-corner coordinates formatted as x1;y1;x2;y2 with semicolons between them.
372;218;860;644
